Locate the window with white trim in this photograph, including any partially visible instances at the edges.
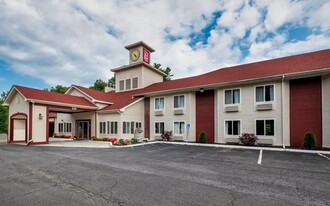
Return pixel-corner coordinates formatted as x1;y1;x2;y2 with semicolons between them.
135;122;142;129
132;77;138;89
107;121;118;134
99;122;106;134
256;119;274;136
256;85;274;102
225;120;241;135
122;121;130;134
174;95;185;108
58;123;64;133
131;121;135;134
174;122;185;134
225;89;240;104
119;80;124;91
155;97;165;110
65;123;72;133
126;79;131;90
155;122;164;134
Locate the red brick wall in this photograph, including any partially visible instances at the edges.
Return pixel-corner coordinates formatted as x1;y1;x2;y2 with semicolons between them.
290;76;322;148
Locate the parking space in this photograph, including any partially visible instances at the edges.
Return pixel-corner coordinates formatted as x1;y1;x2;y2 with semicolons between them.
0;143;329;206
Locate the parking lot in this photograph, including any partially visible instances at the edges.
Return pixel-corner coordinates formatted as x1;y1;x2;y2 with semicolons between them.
0;142;329;206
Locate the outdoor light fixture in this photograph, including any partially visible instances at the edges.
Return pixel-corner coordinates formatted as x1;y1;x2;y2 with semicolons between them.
200;88;204;93
38;113;43;120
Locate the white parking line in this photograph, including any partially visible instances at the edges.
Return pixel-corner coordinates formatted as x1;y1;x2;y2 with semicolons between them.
257;150;263;165
318;153;330;160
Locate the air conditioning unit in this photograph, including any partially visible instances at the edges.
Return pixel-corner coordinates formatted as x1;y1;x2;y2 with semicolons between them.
155;110;164;116
256;103;273;111
224;105;239;112
173;109;184;115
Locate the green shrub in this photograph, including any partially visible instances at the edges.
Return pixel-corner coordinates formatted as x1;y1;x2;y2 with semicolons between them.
198;132;207;143
239;133;257;146
304;132;316;149
102;137;108;141
131;138;138;144
119;139;124;145
60;135;65;138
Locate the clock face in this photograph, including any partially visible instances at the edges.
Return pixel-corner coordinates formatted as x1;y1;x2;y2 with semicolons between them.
130;48;140;62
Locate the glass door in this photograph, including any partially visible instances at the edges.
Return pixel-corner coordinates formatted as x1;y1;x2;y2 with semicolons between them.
77;121;90;139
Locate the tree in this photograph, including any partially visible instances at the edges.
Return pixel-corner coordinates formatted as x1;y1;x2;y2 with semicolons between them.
50;85;69;94
108;75;116;88
154;63;174;81
89;79;107;92
0;91;9;133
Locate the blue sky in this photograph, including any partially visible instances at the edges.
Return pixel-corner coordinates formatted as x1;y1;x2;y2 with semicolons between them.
0;0;330;94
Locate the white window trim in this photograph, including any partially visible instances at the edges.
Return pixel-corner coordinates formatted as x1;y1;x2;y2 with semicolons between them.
154;96;165;110
173;121;185;135
224;119;242;136
155;121;165;135
223;88;241;105
109;121;118;135
254;84;275;103
132;76;139;89
173;94;185;109
255;118;275;137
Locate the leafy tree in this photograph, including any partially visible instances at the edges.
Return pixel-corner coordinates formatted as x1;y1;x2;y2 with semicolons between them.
154;63;174;81
89;79;107;92
108;75;116;88
50;85;69;94
0;91;9;133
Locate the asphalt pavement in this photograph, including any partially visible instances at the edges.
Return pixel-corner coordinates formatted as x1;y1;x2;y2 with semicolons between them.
0;143;329;206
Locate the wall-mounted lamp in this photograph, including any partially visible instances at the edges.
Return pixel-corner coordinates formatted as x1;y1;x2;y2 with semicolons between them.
38;113;43;120
200;88;204;93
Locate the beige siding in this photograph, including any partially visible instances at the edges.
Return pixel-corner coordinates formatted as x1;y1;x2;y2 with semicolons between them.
8;92;29;141
150;92;196;141
116;67;143;92
217;82;283;146
141;66;163;88
120;100;145;139
322;74;330;148
32;105;47;142
98;113;121;138
55;113;73;136
67;88;88;98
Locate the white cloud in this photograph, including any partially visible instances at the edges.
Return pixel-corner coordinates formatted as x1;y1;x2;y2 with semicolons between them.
0;0;329;89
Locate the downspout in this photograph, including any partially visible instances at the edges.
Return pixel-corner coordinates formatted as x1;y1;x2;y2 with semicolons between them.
27;100;34;146
281;75;286;149
94;111;97;140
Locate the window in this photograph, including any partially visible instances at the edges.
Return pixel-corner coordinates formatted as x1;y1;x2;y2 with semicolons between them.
155;97;165;110
119;80;124;91
256;120;274;136
107;121;118;134
99;122;106;134
225;120;241;135
131;121;135;134
132;77;138;89
122;122;130;134
58;123;64;133
155;122;164;134
174;95;185;108
64;123;72;133
225;89;240;104
256;85;274;102
174;122;185;134
135;122;142;129
126;79;131;90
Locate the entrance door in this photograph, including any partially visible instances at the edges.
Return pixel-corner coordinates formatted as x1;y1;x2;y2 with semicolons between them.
49;122;54;137
196;90;215;143
77;121;90;139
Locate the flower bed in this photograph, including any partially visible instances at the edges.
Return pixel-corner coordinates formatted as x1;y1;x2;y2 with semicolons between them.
92;137;139;146
54;135;72;139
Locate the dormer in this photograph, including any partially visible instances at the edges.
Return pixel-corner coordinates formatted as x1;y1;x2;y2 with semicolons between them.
111;41;166;92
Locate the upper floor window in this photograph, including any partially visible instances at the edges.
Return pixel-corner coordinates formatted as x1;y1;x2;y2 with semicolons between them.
256;119;274;136
225;89;240;104
155;97;165;110
119;80;125;91
132;77;138;89
256;85;274;102
174;95;185;108
126;79;131;90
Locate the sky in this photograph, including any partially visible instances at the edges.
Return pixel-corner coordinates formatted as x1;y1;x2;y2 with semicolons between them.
0;0;330;93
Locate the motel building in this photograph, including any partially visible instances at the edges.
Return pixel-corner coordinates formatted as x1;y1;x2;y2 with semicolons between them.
3;41;330;148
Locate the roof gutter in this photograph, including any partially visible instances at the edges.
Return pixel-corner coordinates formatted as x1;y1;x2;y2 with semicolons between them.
26;99;98;110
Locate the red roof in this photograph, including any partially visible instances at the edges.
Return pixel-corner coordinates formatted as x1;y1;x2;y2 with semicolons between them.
99;89;144;111
14;85;97;108
71;85;114;103
137;49;330;95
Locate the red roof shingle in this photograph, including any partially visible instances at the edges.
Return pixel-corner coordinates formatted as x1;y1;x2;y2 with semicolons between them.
71;85;114;103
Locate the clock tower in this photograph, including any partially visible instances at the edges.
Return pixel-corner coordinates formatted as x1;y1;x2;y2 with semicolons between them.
125;41;155;64
111;41;166;92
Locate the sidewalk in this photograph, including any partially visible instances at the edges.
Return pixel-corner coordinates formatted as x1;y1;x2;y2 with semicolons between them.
0;133;7;143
